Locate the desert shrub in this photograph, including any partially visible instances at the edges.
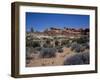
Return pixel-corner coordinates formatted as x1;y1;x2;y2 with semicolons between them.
76;38;84;44
56;46;63;49
26;52;32;60
66;43;71;48
40;48;57;58
64;51;89;65
43;43;53;48
33;50;38;54
76;36;89;44
86;42;89;49
71;42;81;52
32;41;40;48
26;56;33;60
71;43;88;52
26;35;35;47
26;48;33;64
35;47;42;51
58;48;63;53
64;54;83;65
71;42;77;50
82;42;89;49
71;42;89;53
43;43;48;48
71;38;76;43
26;40;33;47
80;46;86;52
26;60;30;64
74;46;81;52
26;47;33;55
55;40;60;46
61;40;69;46
26;47;38;54
81;51;89;64
46;40;51;45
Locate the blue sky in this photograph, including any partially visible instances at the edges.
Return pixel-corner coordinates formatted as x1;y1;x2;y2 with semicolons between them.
26;12;89;32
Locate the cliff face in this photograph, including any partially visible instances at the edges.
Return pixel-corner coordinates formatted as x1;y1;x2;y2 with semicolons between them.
26;27;89;40
44;27;89;36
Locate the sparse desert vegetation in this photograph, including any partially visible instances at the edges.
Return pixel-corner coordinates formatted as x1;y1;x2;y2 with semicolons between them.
26;27;89;67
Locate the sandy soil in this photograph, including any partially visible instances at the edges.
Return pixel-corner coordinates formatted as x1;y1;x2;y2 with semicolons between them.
26;47;75;67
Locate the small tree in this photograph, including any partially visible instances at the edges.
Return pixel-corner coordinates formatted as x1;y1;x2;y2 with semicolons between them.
32;41;40;48
61;40;69;46
55;40;59;46
46;39;51;45
30;27;34;32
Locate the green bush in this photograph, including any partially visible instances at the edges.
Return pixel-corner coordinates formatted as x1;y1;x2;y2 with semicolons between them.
26;40;33;47
61;40;69;46
32;41;40;48
55;40;60;46
76;36;89;44
46;40;51;45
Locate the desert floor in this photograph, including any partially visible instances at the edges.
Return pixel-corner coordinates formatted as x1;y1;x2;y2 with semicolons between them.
26;47;75;67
